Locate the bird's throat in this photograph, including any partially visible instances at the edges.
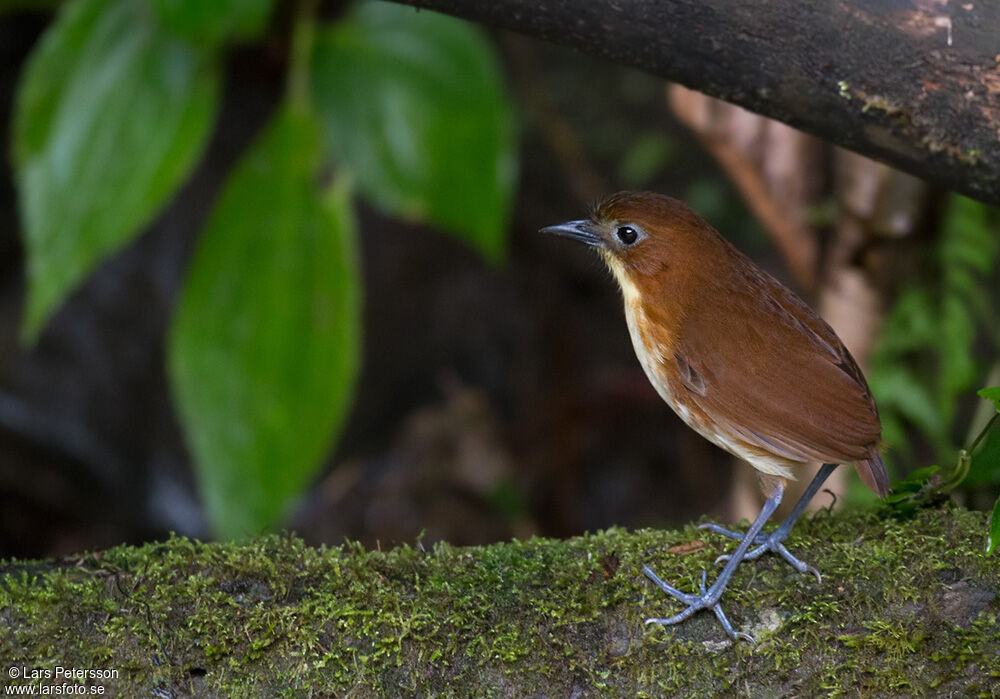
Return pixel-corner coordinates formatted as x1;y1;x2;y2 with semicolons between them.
601;252;643;308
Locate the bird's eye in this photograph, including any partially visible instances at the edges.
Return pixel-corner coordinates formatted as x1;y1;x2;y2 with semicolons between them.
616;225;639;245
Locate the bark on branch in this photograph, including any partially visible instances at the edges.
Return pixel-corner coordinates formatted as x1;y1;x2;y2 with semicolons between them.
388;0;1000;207
1;507;997;695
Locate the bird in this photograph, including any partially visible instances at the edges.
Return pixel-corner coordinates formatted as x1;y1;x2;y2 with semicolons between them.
540;191;889;642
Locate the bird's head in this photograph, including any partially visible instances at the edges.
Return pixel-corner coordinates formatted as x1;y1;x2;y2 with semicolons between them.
540;191;718;301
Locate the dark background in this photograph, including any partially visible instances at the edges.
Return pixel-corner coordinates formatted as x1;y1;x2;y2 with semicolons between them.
1;7;995;559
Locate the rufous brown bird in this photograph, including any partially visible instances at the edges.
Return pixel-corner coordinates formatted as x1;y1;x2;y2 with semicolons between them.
541;191;888;642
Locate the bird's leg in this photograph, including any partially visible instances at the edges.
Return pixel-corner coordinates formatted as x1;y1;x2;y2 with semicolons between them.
644;484;783;642
699;463;837;581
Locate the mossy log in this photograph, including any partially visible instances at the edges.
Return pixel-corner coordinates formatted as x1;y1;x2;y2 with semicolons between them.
1;506;998;696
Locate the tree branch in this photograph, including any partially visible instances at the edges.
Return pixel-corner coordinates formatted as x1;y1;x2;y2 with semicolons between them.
388;0;1000;207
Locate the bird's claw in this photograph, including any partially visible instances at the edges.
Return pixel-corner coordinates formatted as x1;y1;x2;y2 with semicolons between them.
702;523;821;582
644;599;753;643
642;565;753;642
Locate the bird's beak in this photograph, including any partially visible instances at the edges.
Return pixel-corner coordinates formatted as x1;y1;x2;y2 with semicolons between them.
539;219;604;248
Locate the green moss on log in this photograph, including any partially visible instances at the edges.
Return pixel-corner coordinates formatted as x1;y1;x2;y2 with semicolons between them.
2;506;998;696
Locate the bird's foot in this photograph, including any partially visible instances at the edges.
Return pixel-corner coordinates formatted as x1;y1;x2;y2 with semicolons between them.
697;522;821;583
642;565;755;643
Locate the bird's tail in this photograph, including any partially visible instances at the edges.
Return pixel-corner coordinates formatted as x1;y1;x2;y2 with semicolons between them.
854;449;890;498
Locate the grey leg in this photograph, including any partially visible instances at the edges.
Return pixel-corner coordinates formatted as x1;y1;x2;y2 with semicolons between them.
699;463;837;581
644;482;783;642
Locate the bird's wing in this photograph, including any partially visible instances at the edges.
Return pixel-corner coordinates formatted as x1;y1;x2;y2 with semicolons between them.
669;266;881;465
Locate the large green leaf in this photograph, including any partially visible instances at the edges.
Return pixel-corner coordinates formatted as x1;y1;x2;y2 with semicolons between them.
12;0;219;341
168;107;361;539
967;416;1000;487
150;0;274;44
312;1;516;263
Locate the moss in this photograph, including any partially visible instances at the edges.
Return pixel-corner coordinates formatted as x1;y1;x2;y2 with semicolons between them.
1;506;998;696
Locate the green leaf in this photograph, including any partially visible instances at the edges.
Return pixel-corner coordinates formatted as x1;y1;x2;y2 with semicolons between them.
988;494;1000;554
885;464;939;503
312;1;516;263
12;0;219;342
869;365;944;443
979;387;1000;412
939;295;976;404
966;424;1000;487
150;0;274;45
168;107;361;540
883;464;944;516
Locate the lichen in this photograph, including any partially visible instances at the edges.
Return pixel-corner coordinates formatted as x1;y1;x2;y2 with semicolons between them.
1;506;997;696
842;84;990;169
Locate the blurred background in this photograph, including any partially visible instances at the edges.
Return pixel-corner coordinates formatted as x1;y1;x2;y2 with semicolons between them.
1;0;998;559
